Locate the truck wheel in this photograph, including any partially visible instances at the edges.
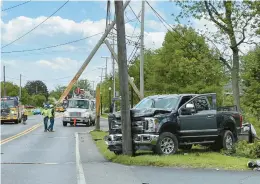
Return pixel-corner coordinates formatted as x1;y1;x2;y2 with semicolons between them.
63;122;67;126
14;120;19;124
114;150;122;155
155;132;178;155
222;130;234;150
70;122;73;126
179;145;192;150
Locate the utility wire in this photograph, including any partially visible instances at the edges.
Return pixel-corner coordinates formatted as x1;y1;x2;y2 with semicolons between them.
129;4;141;23
1;32;103;54
1;0;70;49
2;0;32;11
146;1;207;62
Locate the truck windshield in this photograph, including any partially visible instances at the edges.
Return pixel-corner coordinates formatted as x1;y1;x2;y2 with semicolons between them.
1;100;15;108
68;100;89;109
134;97;179;110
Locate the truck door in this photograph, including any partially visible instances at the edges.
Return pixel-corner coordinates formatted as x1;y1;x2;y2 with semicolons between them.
178;95;218;138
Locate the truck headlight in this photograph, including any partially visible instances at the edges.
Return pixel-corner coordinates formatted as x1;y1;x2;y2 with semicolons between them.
10;110;15;114
63;111;69;117
144;117;159;132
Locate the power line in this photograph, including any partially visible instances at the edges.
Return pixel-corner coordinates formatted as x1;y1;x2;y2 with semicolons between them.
129;4;141;23
1;0;70;49
146;1;207;62
2;0;32;12
1;32;103;54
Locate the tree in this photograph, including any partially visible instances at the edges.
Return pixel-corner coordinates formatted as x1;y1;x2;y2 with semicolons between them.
0;81;31;104
128;26;227;106
25;80;49;99
31;94;46;107
49;85;67;100
175;1;260;112
241;47;260;119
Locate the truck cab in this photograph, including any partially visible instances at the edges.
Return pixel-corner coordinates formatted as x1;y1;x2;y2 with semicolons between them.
0;96;27;124
62;97;95;127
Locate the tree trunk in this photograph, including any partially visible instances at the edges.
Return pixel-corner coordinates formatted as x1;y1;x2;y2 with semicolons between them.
231;49;241;112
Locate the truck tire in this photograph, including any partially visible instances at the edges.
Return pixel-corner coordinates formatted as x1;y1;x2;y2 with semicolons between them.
70;122;74;126
179;145;192;150
14;119;19;124
63;122;67;126
114;150;122;155
155;132;178;155
222;130;234;150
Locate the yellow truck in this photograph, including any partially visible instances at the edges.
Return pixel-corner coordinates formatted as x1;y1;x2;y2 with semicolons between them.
0;96;27;124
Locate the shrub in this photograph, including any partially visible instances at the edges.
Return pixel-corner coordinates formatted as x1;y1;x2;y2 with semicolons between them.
222;140;260;159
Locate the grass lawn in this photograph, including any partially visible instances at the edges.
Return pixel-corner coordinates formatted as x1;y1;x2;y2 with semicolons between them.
101;114;108;118
90;130;255;171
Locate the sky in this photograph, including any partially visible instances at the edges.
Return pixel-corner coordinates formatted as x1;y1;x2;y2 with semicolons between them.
1;0;258;91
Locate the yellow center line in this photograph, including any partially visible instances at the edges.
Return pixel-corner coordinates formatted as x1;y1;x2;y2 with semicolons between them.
1;123;42;145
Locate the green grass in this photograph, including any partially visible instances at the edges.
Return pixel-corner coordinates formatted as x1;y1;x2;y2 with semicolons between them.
90;131;255;171
101;114;108;118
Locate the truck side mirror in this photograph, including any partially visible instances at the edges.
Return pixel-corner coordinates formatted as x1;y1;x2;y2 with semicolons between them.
181;103;195;115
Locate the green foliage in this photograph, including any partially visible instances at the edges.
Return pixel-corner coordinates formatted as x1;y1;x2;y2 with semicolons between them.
0;81;31;104
130;26;226;104
24;80;49;98
241;47;260;119
222;140;260;159
31;94;46;107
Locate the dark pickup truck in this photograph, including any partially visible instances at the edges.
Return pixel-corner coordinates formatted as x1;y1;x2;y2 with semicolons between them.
105;93;245;155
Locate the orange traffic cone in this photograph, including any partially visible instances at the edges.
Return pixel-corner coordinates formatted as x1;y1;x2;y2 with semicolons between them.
74;118;76;126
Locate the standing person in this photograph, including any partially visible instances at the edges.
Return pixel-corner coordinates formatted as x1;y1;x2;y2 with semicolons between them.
41;105;49;132
47;104;55;132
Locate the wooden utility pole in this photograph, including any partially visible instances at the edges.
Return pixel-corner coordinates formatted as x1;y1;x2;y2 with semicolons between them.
3;65;6;96
104;40;141;99
140;0;145;99
115;0;133;155
19;74;22;100
58;1;131;104
95;85;101;130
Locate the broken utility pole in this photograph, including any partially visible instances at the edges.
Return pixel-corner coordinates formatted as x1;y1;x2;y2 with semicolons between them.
104;40;141;100
114;0;133;156
58;1;131;104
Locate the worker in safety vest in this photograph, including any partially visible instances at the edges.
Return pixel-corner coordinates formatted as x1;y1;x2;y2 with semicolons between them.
47;104;55;132
41;105;49;132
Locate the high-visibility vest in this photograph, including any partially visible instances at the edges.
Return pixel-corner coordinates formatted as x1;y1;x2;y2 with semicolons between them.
48;108;55;118
42;109;49;117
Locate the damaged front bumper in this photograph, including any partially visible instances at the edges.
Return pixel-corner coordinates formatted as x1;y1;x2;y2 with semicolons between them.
104;133;159;152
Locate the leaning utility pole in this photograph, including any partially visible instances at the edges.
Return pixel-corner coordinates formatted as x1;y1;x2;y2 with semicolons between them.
101;56;110;78
3;65;6;96
104;40;141;99
115;0;133;155
140;0;145;99
58;1;131;104
19;74;22;100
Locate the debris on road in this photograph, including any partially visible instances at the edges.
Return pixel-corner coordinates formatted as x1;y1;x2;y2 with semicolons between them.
247;160;260;171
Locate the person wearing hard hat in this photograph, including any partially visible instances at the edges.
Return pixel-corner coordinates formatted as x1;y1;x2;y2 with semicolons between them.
41;105;49;132
47;104;55;132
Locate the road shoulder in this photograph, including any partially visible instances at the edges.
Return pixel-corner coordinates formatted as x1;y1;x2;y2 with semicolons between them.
78;132;140;184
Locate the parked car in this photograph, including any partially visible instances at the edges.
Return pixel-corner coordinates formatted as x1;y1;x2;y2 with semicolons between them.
105;93;246;155
32;108;41;115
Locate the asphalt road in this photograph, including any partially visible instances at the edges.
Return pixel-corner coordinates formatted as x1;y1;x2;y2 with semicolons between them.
1;115;259;184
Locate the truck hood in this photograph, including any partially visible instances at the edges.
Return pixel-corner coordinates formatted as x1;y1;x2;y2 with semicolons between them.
113;108;171;119
65;108;90;113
